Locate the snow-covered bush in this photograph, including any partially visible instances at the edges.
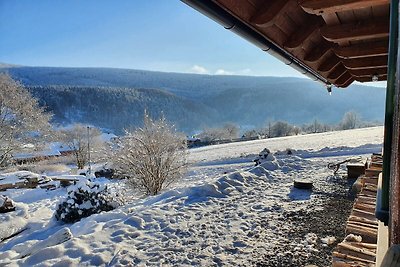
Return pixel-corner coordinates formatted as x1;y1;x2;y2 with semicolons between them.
112;113;188;196
55;181;114;223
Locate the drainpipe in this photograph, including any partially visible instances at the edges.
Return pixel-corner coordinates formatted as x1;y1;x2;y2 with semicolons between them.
378;0;398;224
181;0;328;85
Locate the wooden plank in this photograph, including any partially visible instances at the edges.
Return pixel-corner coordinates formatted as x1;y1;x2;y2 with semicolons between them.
351;210;377;221
333;251;376;264
357;195;378;202
334;72;354;87
328;64;348;80
346;225;377;238
318;54;341;72
335;41;388;59
321;19;389;43
347;221;378;230
303;43;331;63
250;0;291;28
284;17;321;49
300;0;389;15
347;242;377;250
343;56;388;70
353;203;377;213
350;67;387;77
337;242;376;258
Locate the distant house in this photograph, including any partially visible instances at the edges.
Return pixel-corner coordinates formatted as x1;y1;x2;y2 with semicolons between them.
13;142;73;164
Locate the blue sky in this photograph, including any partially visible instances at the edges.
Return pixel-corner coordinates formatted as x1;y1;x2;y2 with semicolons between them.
0;0;305;77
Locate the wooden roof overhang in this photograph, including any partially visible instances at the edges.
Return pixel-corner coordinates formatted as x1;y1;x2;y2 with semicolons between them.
182;0;390;88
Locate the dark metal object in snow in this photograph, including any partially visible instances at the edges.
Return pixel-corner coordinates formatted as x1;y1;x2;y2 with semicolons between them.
294;180;313;190
328;159;352;175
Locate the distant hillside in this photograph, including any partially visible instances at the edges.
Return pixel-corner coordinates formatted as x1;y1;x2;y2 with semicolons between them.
0;65;386;133
26;86;217;134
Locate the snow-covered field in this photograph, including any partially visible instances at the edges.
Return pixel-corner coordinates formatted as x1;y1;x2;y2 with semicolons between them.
0;127;383;266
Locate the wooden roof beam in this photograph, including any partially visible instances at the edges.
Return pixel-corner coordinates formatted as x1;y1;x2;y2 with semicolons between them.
350;67;387;77
339;78;355;88
300;0;389;15
303;42;331;63
334;41;388;59
356;75;387;82
335;72;354;87
317;54;341;73
321;19;389;43
250;0;291;28
343;56;388;70
284;17;321;49
327;63;348;80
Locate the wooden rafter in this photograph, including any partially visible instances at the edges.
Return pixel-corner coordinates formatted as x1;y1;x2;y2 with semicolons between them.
335;72;354;87
284;19;321;49
327;64;348;80
303;42;332;63
343;56;388;70
299;0;389;15
356;75;388;82
250;0;291;28
318;54;341;73
334;41;388;59
340;78;355;88
321;19;389;43
350;67;387;77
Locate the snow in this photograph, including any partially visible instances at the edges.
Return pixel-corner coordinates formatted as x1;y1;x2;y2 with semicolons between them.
344;234;363;243
321;236;336;246
0;171;41;186
0;126;384;266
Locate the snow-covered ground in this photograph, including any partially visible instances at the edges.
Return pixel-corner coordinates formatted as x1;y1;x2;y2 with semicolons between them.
0;127;383;266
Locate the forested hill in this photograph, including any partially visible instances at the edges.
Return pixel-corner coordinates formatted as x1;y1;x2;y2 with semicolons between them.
26;86;217;134
1;65;386;134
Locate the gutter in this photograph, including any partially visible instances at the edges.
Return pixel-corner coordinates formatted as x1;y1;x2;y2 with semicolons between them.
181;0;329;85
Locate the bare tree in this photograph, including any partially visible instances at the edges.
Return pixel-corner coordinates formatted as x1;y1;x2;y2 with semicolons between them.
293;126;301;135
198;123;239;142
242;129;259;139
222;123;239;140
313;119;321;133
271;121;294;137
112;113;187;195
0;74;51;167
340;111;359;130
268;121;272;138
60;124;102;169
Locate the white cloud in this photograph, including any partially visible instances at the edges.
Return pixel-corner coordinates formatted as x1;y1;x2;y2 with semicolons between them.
238;68;252;75
188;66;253;76
215;69;233;75
190;65;209;74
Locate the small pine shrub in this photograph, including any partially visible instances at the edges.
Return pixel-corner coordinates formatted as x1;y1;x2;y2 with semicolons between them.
55;181;114;223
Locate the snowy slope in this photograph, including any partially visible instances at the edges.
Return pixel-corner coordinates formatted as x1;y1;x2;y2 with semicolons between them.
0;127;384;266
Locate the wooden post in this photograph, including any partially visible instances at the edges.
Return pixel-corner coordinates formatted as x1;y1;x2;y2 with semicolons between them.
389;0;400;246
